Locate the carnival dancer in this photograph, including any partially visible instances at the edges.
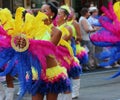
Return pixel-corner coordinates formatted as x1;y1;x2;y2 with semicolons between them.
56;5;82;100
67;7;88;98
0;8;15;100
0;7;71;100
90;1;120;78
31;2;71;100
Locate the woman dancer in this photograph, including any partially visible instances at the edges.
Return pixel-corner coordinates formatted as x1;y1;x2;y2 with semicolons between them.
56;5;82;99
0;7;71;100
67;7;88;98
33;2;70;100
90;1;120;77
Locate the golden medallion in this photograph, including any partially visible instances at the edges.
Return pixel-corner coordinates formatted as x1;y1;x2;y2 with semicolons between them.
11;34;29;52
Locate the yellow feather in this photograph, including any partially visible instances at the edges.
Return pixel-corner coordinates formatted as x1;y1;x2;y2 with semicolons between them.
113;1;120;21
0;8;12;24
59;39;74;56
60;5;71;13
0;7;51;39
14;7;25;34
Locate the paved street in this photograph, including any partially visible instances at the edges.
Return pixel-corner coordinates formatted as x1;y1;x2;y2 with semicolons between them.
3;68;120;100
78;69;120;100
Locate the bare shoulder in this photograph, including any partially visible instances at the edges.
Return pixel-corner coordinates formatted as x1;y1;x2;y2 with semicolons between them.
73;20;80;27
51;26;62;36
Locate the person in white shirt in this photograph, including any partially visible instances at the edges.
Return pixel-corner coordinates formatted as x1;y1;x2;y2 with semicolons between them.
79;8;96;70
88;7;99;27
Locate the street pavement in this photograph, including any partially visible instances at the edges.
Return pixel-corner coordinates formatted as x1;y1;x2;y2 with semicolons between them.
3;68;120;100
77;69;120;100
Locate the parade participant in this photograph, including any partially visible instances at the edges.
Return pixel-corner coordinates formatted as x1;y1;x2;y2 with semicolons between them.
90;1;120;77
67;7;88;98
67;7;88;66
30;5;71;99
56;5;82;100
0;8;15;100
0;7;71;100
67;7;82;43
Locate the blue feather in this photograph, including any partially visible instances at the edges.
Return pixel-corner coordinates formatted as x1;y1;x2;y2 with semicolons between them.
78;54;89;64
105;68;120;79
110;68;120;78
17;51;32;97
96;47;120;67
46;78;71;94
30;53;42;95
71;38;76;56
0;48;14;68
68;65;82;78
0;56;16;76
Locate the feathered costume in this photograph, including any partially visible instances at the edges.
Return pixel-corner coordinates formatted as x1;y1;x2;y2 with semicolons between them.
90;1;120;78
0;7;71;99
56;22;82;78
67;14;88;65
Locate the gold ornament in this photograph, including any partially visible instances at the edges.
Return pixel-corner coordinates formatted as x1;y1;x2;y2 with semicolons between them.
11;34;29;52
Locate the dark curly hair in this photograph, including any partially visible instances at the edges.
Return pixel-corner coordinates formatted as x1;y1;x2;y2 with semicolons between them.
47;2;58;20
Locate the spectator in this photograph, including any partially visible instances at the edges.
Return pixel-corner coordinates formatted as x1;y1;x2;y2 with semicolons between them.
79;8;96;70
88;7;102;67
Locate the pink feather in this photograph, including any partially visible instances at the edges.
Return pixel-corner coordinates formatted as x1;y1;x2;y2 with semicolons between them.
29;40;56;70
56;46;72;70
0;26;11;47
108;2;117;20
91;30;120;43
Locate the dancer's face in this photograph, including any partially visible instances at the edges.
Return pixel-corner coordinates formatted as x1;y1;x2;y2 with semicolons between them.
57;9;67;23
41;4;54;19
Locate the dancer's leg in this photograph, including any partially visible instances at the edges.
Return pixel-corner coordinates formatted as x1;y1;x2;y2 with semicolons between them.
47;93;58;100
72;77;80;98
32;93;44;100
5;74;15;100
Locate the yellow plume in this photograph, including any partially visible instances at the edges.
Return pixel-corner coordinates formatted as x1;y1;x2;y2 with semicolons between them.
60;5;71;13
0;7;51;39
59;39;74;56
113;1;120;21
0;8;12;25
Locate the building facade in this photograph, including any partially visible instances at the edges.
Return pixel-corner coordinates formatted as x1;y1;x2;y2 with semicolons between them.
0;0;118;13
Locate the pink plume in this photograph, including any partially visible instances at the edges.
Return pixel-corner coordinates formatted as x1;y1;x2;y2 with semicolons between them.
91;30;120;43
101;6;113;20
29;40;56;70
99;18;116;34
0;26;11;47
56;46;72;70
108;2;117;20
